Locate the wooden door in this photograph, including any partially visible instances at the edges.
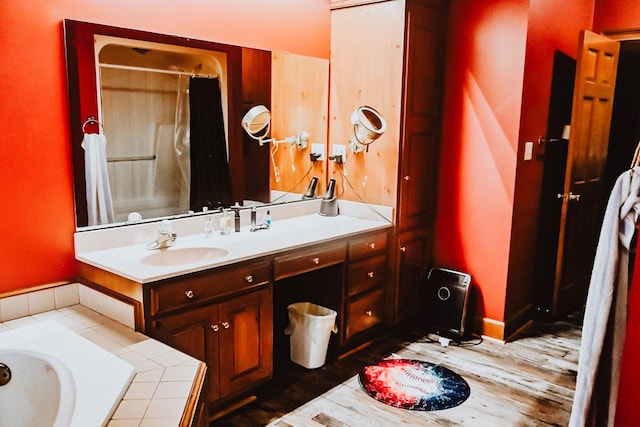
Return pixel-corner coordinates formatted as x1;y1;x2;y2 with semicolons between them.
218;287;273;397
149;305;221;402
553;31;620;317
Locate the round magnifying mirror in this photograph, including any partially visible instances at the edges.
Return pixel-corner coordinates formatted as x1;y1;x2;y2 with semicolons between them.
350;105;387;152
242;105;271;144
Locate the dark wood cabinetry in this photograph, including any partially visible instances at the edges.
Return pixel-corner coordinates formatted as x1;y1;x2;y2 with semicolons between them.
394;0;448;324
145;260;273;411
329;0;448;325
343;232;389;343
79;226;391;422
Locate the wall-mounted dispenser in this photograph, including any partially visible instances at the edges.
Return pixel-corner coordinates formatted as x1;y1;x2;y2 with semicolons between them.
319;179;338;217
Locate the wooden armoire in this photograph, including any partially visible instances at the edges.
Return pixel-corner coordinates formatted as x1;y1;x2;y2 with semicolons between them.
328;0;450;325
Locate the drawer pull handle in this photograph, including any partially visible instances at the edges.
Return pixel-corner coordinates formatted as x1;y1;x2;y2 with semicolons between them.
404;175;410;181
185;290;195;299
365;310;373;317
245;275;254;283
400;246;406;253
312;257;320;265
368;271;374;278
211;324;219;332
369;243;376;249
222;321;230;329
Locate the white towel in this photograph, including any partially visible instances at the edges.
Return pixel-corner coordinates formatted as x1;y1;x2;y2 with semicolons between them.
81;133;114;226
570;166;640;426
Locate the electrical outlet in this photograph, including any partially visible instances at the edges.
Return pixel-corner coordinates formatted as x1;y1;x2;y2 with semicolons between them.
311;143;326;161
332;144;346;159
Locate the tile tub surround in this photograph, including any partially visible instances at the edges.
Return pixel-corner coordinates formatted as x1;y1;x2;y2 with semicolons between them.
0;284;205;427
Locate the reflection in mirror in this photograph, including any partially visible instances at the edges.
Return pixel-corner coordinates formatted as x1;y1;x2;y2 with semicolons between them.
65;21;328;230
64;20;268;229
97;36;231;222
242;105;271;145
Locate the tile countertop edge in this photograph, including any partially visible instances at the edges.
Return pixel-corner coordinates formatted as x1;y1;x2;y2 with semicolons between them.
180;362;207;427
76;214;393;283
0;304;207;427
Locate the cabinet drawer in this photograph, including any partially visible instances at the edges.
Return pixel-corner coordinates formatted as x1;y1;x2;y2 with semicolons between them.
347;254;387;296
346;287;386;340
274;242;346;281
149;260;271;316
348;231;388;259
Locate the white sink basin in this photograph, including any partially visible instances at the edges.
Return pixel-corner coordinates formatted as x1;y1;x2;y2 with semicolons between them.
141;246;231;266
0;350;75;427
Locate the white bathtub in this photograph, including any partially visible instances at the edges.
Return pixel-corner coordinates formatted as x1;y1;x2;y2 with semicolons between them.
0;320;135;427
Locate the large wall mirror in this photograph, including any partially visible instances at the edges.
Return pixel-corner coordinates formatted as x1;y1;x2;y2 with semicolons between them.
64;20;328;230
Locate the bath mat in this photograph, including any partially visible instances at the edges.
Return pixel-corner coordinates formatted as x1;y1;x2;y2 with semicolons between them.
358;359;470;411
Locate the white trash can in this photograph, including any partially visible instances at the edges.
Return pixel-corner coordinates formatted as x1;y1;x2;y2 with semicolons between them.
285;302;338;369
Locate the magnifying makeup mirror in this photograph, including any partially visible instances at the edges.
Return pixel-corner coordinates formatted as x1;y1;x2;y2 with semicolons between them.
242;105;272;145
242;105;309;148
349;105;387;153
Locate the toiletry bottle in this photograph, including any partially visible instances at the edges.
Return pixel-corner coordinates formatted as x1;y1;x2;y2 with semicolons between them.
220;210;230;235
266;210;272;226
234;209;241;232
251;206;257;226
204;216;213;238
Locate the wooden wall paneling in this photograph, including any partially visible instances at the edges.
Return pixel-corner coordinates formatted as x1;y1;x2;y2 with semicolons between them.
328;0;404;208
271;52;329;195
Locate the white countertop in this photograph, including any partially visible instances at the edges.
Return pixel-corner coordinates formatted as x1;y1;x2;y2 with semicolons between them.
76;208;392;283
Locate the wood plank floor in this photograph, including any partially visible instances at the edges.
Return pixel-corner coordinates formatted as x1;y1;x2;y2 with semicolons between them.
211;311;581;427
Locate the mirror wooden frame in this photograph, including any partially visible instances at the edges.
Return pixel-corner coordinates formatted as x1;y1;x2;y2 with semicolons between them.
64;19;271;228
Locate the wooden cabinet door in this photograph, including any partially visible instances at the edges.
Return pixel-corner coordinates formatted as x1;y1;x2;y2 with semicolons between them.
398;0;448;230
149;305;221;402
396;228;431;323
218;287;273;397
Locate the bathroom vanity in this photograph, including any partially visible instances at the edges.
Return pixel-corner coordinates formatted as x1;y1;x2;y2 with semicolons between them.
75;202;392;420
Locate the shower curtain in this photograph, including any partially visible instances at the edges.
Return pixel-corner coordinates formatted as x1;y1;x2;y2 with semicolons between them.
188;77;232;211
174;75;191;212
81;133;114;225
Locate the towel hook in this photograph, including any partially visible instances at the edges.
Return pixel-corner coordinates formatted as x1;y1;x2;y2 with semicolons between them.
82;116;103;133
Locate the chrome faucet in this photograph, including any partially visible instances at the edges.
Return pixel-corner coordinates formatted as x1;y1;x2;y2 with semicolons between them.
147;220;177;249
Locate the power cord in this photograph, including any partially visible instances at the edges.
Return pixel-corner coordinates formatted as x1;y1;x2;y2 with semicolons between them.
269;164;315;204
332;161;393;224
417;332;484;348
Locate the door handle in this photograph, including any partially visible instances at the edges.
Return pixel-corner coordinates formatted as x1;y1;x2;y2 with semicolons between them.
557;192;581;202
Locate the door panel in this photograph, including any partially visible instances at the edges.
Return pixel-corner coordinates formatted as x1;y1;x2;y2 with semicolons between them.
149;305;220;402
553;30;620;317
218;288;273;397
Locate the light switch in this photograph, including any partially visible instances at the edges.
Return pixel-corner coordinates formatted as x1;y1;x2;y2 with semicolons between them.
524;141;533;161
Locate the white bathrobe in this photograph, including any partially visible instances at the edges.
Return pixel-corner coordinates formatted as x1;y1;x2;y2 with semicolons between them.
570;166;640;426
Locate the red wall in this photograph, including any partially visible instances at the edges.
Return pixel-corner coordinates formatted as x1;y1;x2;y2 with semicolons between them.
0;0;329;293
506;0;594;328
436;0;529;323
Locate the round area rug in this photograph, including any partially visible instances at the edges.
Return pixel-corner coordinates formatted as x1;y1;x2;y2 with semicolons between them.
358;359;470;411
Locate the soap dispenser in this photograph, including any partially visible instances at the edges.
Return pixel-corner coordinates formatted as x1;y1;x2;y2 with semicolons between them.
319;179;338;217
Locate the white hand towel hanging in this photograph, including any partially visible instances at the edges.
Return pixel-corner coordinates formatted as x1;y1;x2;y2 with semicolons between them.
81;133;114;225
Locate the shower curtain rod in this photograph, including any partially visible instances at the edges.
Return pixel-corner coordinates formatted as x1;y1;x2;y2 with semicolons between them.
99;63;219;79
